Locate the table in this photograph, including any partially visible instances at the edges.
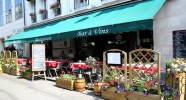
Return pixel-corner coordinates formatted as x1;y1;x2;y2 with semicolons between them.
55;59;69;65
45;61;58;68
70;62;88;69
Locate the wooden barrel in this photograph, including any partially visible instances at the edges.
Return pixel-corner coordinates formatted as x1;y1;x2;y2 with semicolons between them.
75;78;86;92
94;81;103;96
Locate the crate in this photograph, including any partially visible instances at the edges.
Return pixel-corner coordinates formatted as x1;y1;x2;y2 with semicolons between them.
56;78;75;90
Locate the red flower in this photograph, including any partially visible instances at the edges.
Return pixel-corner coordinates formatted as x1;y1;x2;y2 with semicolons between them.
60;73;63;77
20;67;25;71
61;70;65;74
110;81;114;85
105;83;109;86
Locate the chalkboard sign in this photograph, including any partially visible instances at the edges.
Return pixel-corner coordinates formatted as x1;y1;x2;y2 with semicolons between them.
32;44;46;71
173;30;186;58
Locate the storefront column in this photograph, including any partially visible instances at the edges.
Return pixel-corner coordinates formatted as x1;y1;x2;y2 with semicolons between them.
136;31;140;46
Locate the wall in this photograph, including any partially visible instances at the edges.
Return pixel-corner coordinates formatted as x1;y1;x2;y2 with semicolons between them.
153;0;186;66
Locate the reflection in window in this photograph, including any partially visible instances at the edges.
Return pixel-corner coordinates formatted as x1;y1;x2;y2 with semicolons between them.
74;0;89;9
15;0;23;20
6;0;12;24
0;0;3;26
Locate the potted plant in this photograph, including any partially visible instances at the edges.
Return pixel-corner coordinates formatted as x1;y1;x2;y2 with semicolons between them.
50;1;60;9
56;70;76;90
0;56;4;74
86;56;97;68
101;81;127;100
19;66;33;79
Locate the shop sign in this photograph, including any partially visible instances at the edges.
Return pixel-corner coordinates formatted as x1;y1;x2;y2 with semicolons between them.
35;37;52;42
77;28;109;37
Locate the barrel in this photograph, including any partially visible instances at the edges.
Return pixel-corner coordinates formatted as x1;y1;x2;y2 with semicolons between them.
94;81;103;95
75;78;86;92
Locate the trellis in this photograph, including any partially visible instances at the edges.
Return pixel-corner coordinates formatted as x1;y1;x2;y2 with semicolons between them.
129;49;161;95
12;50;18;67
103;49;127;87
5;50;11;64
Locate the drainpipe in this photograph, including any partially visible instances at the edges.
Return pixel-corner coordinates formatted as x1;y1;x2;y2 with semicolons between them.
23;0;26;26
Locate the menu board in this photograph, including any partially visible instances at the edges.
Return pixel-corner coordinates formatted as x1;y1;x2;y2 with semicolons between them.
32;44;46;71
106;51;122;66
173;30;186;58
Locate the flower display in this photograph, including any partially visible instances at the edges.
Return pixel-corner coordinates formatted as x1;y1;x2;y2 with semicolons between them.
59;70;76;81
39;9;47;14
86;56;97;66
166;58;186;74
50;1;60;9
19;66;32;75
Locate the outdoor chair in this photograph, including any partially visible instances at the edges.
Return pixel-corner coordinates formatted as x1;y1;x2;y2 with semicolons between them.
48;62;62;77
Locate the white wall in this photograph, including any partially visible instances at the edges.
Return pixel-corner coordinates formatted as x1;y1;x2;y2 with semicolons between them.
153;0;186;66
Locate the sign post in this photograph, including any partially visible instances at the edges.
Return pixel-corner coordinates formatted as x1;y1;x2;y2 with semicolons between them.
32;44;46;81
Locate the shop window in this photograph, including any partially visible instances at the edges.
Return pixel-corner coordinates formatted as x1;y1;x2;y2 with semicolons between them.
15;0;23;20
74;0;89;9
30;0;36;23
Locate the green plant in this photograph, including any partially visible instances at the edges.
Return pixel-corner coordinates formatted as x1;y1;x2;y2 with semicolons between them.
59;70;76;81
19;66;32;75
86;56;97;66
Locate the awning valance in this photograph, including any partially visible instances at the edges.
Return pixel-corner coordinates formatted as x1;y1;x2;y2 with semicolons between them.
5;0;165;43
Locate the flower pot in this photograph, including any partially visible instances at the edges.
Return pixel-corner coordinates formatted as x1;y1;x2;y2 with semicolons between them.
5;67;11;74
10;68;20;76
94;81;103;96
75;78;85;92
127;91;161;100
56;78;75;90
101;87;127;100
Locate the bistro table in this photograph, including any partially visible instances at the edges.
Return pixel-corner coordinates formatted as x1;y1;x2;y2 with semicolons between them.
70;62;88;70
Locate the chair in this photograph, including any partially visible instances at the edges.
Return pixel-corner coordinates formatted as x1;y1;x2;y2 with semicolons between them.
48;62;62;77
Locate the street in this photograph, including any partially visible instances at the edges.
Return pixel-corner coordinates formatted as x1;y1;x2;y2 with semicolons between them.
0;74;102;100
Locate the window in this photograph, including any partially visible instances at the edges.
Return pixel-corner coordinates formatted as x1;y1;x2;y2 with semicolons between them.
39;0;48;20
6;0;12;24
15;0;23;20
74;0;89;9
0;0;3;26
30;0;36;23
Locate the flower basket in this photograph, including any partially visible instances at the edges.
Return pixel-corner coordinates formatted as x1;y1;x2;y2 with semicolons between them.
56;78;75;90
39;9;47;14
50;1;60;9
127;91;161;100
101;87;127;100
4;65;11;74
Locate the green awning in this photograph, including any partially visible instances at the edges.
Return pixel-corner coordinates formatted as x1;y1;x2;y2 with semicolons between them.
6;0;165;43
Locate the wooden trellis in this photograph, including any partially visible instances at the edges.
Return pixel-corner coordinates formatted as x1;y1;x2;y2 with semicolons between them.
129;49;161;95
0;51;5;59
5;51;11;64
103;49;127;87
12;50;18;67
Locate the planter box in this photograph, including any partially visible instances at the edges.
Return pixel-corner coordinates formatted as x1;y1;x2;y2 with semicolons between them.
5;67;11;74
101;87;127;100
23;72;32;80
56;78;75;90
127;91;161;100
10;68;20;76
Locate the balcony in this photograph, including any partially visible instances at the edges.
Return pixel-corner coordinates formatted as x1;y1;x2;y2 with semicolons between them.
29;13;36;23
39;9;48;20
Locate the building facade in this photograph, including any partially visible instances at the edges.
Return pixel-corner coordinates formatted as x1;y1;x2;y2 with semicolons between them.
0;0;30;58
5;0;186;66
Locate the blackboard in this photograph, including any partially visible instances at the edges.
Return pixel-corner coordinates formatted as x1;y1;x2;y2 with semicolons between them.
32;44;46;71
173;30;186;58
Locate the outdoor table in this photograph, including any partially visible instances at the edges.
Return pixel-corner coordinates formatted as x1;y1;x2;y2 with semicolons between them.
96;61;103;67
45;61;58;68
17;58;27;65
70;62;88;70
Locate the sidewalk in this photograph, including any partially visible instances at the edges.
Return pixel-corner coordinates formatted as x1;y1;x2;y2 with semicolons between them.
0;73;102;100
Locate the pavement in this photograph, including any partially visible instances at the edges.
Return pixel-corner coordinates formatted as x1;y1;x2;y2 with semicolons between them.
0;73;103;100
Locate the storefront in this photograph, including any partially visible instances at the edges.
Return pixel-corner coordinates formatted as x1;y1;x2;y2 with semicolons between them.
5;0;165;61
